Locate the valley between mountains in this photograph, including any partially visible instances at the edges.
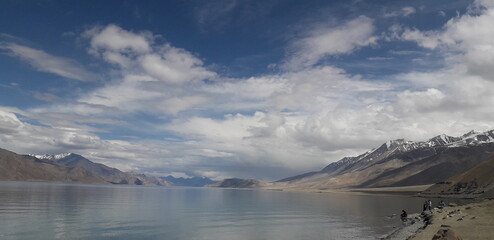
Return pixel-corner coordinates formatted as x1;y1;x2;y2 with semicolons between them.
2;129;494;198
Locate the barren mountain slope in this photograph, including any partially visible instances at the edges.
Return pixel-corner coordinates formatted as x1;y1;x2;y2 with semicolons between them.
276;130;494;190
421;157;494;198
0;148;107;184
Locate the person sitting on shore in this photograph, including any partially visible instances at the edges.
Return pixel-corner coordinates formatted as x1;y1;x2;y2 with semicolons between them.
400;210;408;222
439;200;446;209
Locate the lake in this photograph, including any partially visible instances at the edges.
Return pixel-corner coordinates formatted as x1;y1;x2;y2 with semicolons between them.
0;181;431;240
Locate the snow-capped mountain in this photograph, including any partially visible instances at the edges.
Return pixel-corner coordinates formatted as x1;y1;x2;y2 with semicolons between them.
278;130;494;189
31;153;74;161
0;148;107;184
31;152;171;186
347;129;494;164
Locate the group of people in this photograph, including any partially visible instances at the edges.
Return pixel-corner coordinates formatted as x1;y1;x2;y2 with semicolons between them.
423;199;447;211
400;199;447;222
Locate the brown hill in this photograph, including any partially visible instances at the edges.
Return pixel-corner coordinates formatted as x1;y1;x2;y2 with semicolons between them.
40;153;170;186
421;157;494;198
0;148;107;184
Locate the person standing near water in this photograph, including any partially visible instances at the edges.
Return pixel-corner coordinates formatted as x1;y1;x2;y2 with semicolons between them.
400;210;408;222
428;200;432;211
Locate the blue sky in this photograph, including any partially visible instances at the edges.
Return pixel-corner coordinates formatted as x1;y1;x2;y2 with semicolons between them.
1;0;494;180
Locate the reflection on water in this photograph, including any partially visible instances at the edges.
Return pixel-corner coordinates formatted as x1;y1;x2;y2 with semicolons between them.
0;182;459;240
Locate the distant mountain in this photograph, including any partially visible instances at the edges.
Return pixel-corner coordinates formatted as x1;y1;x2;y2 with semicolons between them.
421;157;494;198
208;178;268;188
161;176;216;187
276;130;494;189
34;153;171;186
0;148;107;184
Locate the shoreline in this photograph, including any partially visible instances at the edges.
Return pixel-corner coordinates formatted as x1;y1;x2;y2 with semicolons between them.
260;185;494;239
262;184;433;197
383;199;494;240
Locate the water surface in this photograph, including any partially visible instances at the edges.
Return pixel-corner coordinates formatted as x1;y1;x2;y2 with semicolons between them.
0;181;432;240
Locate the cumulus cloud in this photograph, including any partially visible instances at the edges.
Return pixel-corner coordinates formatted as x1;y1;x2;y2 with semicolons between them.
86;24;152;55
284;16;378;70
396;1;494;81
0;43;94;81
3;2;494;181
140;48;216;84
398;88;446;113
85;25;216;84
74;25;217;115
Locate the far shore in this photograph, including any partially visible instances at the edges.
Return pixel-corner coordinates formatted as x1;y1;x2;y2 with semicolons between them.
262;184;433;197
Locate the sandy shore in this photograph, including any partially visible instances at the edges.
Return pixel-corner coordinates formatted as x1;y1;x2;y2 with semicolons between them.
412;199;494;240
384;199;494;240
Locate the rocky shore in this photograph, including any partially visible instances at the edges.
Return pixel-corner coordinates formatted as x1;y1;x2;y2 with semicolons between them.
383;199;494;240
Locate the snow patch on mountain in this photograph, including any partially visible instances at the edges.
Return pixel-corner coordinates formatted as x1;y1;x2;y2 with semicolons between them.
333;130;494;166
32;153;74;161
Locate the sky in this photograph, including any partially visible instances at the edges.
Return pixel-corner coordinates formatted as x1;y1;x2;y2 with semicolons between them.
1;0;494;181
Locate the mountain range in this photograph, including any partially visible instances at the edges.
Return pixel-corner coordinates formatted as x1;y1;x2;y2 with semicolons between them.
161;176;216;187
3;129;494;192
274;130;494;191
0;148;106;184
33;153;170;186
1;148;217;187
0;149;171;186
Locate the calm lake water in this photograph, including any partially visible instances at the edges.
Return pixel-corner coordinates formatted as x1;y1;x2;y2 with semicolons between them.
0;182;434;240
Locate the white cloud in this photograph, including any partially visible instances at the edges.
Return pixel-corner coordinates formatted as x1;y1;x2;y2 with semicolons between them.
72;25;217;116
86;24;151;55
398;88;446;113
140;48;216;84
399;28;442;49
3;2;494;181
0;43;94;81
85;25;217;86
402;7;417;16
205;76;290;100
166;113;266;142
397;1;494;81
160;96;211;115
284;16;377;70
384;6;416;18
166;172;192;178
